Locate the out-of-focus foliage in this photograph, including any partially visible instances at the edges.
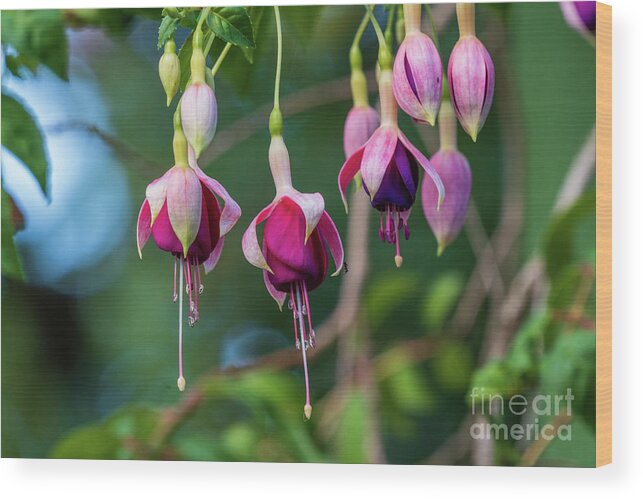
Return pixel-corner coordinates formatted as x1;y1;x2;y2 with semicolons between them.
1;3;597;466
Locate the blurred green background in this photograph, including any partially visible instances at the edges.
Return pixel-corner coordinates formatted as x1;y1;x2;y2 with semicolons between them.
1;3;597;466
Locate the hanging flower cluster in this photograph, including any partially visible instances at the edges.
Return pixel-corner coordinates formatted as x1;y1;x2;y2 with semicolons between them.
139;4;496;416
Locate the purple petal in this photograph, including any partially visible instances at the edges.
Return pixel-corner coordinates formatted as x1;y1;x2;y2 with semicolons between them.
242;202;277;271
136;200;152;259
361;126;398;201
317;211;344;276
338;145;365;212
165;166;203;256
398;130;445;207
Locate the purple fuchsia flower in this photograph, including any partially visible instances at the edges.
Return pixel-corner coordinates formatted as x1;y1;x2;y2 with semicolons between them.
422;101;471;255
392;4;443;126
338;67;444;267
560;1;596;41
181;36;217;158
448;4;494;142
242;134;344;419
137;117;241;391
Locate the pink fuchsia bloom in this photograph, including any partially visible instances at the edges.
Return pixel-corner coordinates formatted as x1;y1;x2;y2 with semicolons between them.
560;1;596;41
422;149;471;255
181;82;217;159
338;68;444;267
137;149;241;391
392;5;442;126
447;35;494;143
344;105;379;158
242;135;344;419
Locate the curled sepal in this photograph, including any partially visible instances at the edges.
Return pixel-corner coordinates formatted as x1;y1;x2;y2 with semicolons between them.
398;131;445;209
242;203;277;272
136;200;152;259
361;126;398;202
263;269;287;310
282;189;325;244
145;172;169;223
338;145;365;212
165;166;203;257
203;237;225;273
317;211;344;277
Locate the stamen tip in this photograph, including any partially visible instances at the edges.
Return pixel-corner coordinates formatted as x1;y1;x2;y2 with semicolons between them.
304;404;312;420
394;255;403;268
177;376;186;392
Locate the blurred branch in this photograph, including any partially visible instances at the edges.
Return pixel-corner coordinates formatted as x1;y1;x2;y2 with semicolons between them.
519;414;573;466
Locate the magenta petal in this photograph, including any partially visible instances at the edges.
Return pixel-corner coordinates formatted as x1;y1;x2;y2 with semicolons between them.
136;200;152;258
203;237;225;273
263;269;287;310
151;201;183;254
193;168;241;237
361;126;398;201
242;202;277;271
398;130;445;207
338;145;365;211
165;166;203;256
317;211;344;276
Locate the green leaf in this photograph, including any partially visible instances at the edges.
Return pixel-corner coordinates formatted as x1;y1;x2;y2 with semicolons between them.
157;15;179;49
240;6;265;63
422;272;464;329
207;7;255;49
432;340;474;391
365;271;418;327
1;92;49;198
178;35;193;92
1;189;24;281
334;391;370;464
1;10;68;80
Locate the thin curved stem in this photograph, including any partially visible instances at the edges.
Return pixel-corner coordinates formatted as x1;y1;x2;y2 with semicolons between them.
365;5;387;48
273;6;283;111
211;42;232;77
351;12;370;52
196;6;211;34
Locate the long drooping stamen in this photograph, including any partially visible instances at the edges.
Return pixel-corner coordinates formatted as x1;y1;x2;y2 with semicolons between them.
177;258;186;392
173;257;178;302
394;210;403;268
192;258;199;323
295;282;312;420
302;281;315;348
290;286;300;349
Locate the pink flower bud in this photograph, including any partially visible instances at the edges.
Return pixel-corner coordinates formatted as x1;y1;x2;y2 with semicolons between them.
447;36;494;142
392;31;443;126
560;1;596;41
180;82;217;158
343;105;379;158
422;149;471;255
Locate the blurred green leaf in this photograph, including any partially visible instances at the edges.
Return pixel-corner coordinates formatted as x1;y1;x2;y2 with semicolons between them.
207;7;255;49
240;6;266;63
386;365;434;413
222;423;257;461
365;271;418;327
432;340;474;391
422;272;464;329
334;391;370;464
51;406;160;459
1;10;68;80
1;92;49;198
1;189;25;280
157;15;179;49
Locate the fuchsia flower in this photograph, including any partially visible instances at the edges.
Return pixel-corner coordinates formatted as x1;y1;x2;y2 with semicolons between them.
344;105;379;158
181;82;217;158
392;4;443;126
448;36;494;142
242;135;344;419
560;1;596;40
422;150;471;255
448;4;494;142
137;145;241;391
338;68;444;267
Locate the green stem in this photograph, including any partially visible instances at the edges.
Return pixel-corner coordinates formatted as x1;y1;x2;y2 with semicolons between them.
211;43;232;77
365;5;392;70
203;31;215;58
365;5;387;48
269;6;284;136
384;6;395;49
195;6;211;37
351;12;370;53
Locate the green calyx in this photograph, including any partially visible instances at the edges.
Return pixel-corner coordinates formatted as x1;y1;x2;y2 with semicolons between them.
172;107;189;167
378;45;393;71
269;108;283;137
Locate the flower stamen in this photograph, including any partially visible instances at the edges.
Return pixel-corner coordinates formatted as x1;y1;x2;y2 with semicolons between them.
177;257;186;392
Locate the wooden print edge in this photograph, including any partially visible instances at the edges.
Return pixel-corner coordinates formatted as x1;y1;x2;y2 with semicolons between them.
595;1;612;468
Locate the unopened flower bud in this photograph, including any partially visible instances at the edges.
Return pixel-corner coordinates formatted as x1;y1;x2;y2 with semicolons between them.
447;35;494;142
181;83;217;158
344;105;379;158
159;40;180;107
